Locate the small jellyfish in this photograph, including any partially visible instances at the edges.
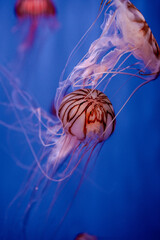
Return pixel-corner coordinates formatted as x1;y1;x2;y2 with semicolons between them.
74;233;98;240
56;0;160;116
14;0;57;52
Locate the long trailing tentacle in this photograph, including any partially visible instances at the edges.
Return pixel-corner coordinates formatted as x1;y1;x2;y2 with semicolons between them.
52;140;101;237
0;64;80;182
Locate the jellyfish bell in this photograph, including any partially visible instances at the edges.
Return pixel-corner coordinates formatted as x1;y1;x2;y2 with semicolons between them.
14;0;57;52
59;89;115;142
15;0;56;18
110;0;160;76
57;0;160;116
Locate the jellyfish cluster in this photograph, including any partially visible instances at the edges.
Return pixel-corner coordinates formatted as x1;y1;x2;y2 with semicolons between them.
0;0;160;239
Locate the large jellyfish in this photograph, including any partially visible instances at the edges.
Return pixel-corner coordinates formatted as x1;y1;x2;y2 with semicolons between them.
0;64;116;238
56;0;160;117
0;66;115;181
56;88;115;174
14;0;57;52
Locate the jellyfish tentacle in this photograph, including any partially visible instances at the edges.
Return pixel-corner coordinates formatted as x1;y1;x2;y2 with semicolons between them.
19;18;38;52
100;76;155;141
54;140;99;236
56;0;114;108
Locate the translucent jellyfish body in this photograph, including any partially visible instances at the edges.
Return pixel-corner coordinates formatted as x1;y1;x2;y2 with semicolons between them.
0;65;116;236
47;88;116;181
0;63;115;182
14;0;57;51
56;0;160;115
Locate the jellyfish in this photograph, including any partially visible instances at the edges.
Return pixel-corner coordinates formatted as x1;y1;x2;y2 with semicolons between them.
56;0;160;118
55;88;116;178
14;0;57;52
0;66;116;181
0;64;116;237
11;0;58;86
74;233;98;240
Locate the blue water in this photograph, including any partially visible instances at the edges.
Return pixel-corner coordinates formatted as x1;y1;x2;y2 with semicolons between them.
0;0;160;239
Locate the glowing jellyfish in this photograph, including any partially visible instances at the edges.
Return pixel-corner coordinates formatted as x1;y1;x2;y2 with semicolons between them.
56;0;160;117
14;0;57;52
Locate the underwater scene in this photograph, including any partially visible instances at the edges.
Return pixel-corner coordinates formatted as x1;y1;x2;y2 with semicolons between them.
0;0;160;239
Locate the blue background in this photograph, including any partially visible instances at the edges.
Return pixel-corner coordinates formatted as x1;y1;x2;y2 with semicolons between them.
0;0;160;239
